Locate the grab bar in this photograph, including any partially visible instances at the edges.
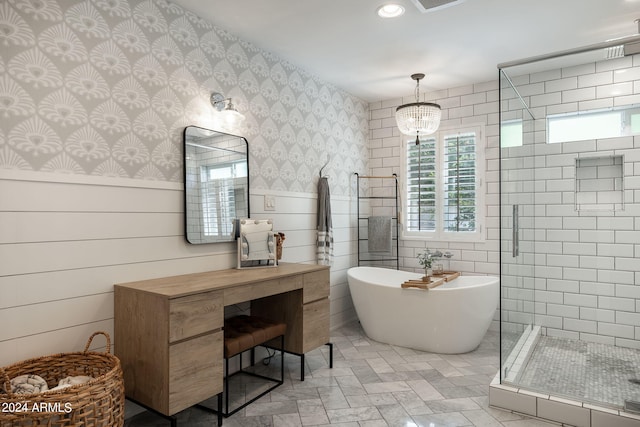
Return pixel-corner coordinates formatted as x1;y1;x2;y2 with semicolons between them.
512;205;519;257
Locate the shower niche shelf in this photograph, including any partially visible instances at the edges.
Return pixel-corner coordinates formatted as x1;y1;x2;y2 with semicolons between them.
575;155;624;211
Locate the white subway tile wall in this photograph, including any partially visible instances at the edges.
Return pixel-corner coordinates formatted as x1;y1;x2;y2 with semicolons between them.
368;81;501;282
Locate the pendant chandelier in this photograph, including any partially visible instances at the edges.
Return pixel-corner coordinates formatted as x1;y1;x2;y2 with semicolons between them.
395;73;441;144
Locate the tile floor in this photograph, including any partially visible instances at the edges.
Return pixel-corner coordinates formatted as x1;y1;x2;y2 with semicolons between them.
125;321;555;427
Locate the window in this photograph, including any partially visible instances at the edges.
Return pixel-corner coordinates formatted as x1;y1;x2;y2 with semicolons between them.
547;105;640;144
404;126;484;241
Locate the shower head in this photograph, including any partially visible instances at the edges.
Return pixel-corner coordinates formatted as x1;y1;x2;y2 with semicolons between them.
604;18;640;59
499;20;640;70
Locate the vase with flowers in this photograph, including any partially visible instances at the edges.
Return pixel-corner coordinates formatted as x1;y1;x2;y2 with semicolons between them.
417;249;436;282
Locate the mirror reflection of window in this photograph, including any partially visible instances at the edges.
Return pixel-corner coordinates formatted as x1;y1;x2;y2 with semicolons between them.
201;161;247;237
500;120;523;148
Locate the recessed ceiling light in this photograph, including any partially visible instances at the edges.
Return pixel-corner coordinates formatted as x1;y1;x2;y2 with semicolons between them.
377;4;405;18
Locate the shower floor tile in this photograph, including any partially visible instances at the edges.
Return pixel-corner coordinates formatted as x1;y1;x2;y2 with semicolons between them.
517;336;640;407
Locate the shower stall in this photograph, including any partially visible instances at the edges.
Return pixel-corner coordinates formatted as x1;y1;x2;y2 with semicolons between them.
498;35;640;418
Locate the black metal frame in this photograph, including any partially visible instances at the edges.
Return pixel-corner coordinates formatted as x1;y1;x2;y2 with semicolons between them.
354;173;400;269
298;342;334;381
222;335;285;417
125;340;333;424
127;394;223;427
263;342;334;381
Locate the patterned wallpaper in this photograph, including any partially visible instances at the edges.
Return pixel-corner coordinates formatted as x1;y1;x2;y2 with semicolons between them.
0;0;369;195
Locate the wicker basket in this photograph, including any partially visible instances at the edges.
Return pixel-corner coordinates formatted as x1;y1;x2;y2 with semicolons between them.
0;331;125;427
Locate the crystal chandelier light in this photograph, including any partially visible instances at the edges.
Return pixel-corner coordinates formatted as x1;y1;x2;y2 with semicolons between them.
395;73;441;144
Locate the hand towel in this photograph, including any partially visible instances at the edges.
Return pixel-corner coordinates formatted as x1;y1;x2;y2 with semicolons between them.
316;177;333;265
368;216;392;253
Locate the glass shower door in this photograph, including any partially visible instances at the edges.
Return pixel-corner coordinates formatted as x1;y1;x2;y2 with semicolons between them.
499;69;537;384
499;46;640;410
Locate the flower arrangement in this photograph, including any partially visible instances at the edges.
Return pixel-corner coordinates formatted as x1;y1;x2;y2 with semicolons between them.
417;249;443;270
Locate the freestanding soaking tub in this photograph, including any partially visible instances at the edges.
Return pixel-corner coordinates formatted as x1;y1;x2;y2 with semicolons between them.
347;266;499;353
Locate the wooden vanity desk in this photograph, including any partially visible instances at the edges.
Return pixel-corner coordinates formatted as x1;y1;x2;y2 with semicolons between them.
114;262;330;418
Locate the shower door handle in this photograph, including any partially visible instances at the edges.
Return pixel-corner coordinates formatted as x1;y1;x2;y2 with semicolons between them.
512;205;519;257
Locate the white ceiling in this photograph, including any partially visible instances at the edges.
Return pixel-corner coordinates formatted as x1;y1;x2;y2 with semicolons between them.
171;0;639;102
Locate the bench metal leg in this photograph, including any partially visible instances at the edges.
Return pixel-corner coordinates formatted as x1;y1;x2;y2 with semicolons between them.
222;335;285;417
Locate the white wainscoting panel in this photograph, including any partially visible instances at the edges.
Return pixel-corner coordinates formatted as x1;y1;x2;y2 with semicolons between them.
0;172;357;366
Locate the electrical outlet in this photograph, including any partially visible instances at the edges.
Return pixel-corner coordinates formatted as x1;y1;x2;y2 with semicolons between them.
264;195;276;211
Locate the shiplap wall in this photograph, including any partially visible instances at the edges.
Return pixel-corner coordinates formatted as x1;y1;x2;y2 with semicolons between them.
0;170;356;367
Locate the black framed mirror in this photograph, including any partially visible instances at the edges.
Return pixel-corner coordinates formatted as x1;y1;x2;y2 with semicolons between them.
184;126;249;244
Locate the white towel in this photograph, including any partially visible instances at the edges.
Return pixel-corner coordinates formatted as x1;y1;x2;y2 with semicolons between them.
8;374;48;394
368;216;392;253
49;375;93;392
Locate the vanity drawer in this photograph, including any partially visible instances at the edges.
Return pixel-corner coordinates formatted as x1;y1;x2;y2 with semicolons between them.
302;298;330;353
224;276;303;306
169;330;223;414
169;291;223;342
303;270;330;303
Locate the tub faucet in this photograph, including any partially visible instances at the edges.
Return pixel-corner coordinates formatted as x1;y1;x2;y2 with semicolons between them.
443;251;453;258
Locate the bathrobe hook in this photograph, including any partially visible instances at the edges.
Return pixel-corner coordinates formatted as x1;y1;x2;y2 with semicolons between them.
319;155;330;178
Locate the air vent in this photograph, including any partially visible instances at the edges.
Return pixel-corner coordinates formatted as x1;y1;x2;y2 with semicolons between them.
409;0;464;13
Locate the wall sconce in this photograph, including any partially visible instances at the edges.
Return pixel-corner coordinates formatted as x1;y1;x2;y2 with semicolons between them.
210;92;245;128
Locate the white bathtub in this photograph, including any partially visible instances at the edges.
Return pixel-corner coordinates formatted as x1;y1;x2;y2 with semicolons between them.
347;266;499;354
